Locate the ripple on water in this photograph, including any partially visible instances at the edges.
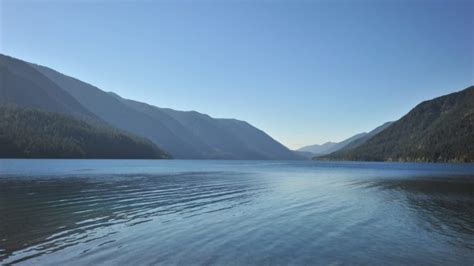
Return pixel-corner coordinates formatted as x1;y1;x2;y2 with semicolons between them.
1;161;474;265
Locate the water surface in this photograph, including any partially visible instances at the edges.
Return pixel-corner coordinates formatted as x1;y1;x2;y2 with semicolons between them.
1;160;473;265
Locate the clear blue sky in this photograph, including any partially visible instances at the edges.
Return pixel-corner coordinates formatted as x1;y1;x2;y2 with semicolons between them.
1;0;473;149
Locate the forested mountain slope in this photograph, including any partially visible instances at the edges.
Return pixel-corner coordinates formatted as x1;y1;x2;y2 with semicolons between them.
320;86;474;162
0;105;169;159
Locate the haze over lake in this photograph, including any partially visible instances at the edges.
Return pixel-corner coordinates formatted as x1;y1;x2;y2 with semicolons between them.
1;160;473;265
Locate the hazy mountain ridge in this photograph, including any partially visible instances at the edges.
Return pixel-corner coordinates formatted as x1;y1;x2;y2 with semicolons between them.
331;122;393;153
0;54;98;121
292;150;315;159
0;54;170;159
319;86;474;162
32;63;203;158
298;132;368;156
31;59;300;159
298;141;340;156
298;122;393;158
120;95;301;159
0;53;300;160
0;105;169;159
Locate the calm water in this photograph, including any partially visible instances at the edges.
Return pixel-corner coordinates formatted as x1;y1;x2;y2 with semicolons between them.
1;160;473;265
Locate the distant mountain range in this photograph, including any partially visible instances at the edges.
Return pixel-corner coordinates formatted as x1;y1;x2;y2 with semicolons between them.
297;122;392;157
298;132;367;156
0;54;301;159
317;86;474;162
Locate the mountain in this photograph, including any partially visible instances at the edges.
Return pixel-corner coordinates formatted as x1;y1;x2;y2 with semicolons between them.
0;54;169;159
332;122;393;153
116;96;302;160
0;105;169;159
0;54;97;121
299;122;393;156
30;62;203;158
0;53;300;160
298;142;339;156
293;150;315;159
320;86;474;162
298;132;367;156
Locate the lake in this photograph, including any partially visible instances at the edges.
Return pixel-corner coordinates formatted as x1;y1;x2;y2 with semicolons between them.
0;160;473;265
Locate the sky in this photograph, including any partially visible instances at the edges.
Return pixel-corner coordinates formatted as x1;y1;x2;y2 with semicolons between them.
1;0;473;149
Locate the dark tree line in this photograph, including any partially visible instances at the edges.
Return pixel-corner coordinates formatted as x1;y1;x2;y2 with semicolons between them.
0;105;170;159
